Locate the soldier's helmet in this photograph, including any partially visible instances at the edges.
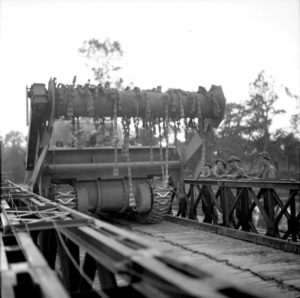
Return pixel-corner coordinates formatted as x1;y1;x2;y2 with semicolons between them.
227;155;240;163
215;159;226;168
258;151;271;160
204;163;212;169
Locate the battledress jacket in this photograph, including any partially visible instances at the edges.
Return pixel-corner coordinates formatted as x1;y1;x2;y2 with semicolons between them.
212;166;226;178
226;165;246;179
258;163;276;179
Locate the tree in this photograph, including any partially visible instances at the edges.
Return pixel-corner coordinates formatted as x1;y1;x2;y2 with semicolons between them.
245;70;285;151
291;114;300;136
271;129;299;174
4;131;24;147
79;38;123;88
2;131;26;183
218;102;247;138
215;102;250;162
212;72;298;175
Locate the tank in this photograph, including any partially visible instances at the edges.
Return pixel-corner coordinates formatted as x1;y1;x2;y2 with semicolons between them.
25;78;226;223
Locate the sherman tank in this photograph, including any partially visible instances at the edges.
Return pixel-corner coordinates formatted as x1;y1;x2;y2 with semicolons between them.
25;78;226;223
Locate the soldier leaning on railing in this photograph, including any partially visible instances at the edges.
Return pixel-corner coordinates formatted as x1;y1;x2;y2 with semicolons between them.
199;163;218;223
220;155;248;180
219;156;248;228
257;151;277;179
199;156;248;225
208;152;278;231
212;159;226;178
256;151;279;235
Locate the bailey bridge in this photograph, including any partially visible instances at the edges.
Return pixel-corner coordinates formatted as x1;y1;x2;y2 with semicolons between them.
1;179;299;298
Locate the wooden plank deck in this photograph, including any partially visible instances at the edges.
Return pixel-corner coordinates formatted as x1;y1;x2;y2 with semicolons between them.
122;220;300;298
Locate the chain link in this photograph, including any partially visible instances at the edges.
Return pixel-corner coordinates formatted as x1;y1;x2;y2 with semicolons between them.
66;86;74;118
164;94;169;184
149;119;154;163
71;117;75;147
134;88;141;141
76;117;82;148
85;82;95;117
71;117;82;148
178;90;185;119
122;117;136;210
145;93;154;163
112;90;119;176
158;118;165;181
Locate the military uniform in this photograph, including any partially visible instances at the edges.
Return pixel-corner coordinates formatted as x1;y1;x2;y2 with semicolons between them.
224;156;249;229
212;159;226;178
257;152;276;179
257;152;278;235
258;164;276;178
226;165;246;179
199;164;218;223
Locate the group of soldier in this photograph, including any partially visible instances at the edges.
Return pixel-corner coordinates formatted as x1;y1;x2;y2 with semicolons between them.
200;151;276;180
197;151;277;226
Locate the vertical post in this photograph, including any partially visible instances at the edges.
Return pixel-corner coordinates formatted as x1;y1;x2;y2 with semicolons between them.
201;185;213;224
188;184;196;220
265;189;276;237
239;188;251;232
177;182;188;218
57;236;80;293
220;187;229;227
193;186;203;219
97;263;117;290
78;253;97;293
290;190;297;242
39;230;57;269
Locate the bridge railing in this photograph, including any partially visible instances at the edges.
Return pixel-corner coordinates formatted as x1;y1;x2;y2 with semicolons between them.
179;179;300;242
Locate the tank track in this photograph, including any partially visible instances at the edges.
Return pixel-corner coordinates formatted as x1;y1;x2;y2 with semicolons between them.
138;179;172;224
50;183;77;209
50;180;171;224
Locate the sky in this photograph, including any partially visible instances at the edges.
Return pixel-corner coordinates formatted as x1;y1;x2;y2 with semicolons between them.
0;0;299;138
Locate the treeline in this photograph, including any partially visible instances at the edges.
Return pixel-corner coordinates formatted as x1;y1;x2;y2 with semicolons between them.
1;131;26;183
206;103;300;178
204;71;300;178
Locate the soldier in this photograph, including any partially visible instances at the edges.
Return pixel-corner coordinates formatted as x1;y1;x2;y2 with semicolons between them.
257;151;276;178
222;156;248;228
256;151;278;235
199;163;218;224
55;140;64;147
212;159;226;178
200;163;212;178
222;156;247;179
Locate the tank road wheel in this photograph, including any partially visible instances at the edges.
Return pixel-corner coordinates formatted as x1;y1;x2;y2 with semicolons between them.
138;178;172;224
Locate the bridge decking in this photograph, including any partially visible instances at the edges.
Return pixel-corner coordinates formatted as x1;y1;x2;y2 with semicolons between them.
118;219;300;298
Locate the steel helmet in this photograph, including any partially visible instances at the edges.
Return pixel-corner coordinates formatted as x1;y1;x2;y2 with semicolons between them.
258;151;271;160
227;155;240;163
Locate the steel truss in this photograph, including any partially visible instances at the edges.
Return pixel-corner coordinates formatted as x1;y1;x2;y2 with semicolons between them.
1;180;274;298
182;179;300;243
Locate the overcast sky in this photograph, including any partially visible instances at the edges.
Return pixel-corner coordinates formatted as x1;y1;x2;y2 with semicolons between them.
0;0;299;137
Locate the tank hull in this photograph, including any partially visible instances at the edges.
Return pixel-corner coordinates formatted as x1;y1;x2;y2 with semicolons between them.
42;147;182;216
